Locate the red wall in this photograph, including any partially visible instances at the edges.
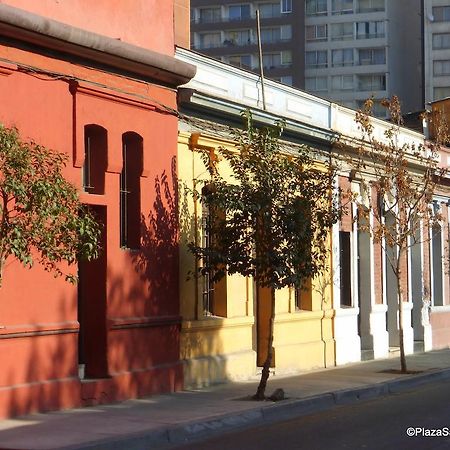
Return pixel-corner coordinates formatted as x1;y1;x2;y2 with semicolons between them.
0;0;174;55
0;3;182;418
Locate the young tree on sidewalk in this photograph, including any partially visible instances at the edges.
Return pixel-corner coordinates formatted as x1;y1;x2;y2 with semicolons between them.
345;96;447;373
0;124;100;285
189;111;340;399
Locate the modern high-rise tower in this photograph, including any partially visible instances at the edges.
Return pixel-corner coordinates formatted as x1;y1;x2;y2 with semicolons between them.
190;0;304;88
190;0;424;115
424;0;450;104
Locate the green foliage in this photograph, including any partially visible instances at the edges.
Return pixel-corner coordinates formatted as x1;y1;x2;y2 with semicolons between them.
189;111;340;290
0;124;100;283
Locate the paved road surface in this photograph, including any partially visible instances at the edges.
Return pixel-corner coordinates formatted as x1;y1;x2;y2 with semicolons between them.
170;379;450;450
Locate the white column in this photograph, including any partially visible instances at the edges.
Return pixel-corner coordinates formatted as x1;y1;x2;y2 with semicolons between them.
333;178;361;365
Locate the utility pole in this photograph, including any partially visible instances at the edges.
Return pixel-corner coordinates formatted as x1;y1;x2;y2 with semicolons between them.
255;9;266;110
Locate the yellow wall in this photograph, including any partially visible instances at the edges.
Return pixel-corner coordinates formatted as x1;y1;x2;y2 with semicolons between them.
178;130;336;387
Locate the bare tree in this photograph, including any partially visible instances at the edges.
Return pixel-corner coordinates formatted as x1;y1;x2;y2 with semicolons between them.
344;97;447;372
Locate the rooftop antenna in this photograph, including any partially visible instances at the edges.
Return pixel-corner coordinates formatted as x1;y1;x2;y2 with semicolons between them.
255;9;266;110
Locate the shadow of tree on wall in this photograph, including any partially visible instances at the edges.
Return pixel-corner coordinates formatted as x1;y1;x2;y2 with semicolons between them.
132;157;179;316
3;289;80;419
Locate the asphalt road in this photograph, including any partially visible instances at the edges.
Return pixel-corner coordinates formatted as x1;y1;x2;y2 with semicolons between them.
170;379;450;450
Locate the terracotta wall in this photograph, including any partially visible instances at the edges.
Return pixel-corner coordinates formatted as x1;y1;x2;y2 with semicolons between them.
174;0;190;48
0;0;182;417
0;0;175;54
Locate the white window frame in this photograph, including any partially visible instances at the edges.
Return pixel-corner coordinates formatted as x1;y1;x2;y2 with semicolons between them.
306;24;327;41
281;0;292;13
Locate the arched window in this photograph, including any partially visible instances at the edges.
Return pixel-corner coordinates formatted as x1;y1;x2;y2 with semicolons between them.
83;125;107;194
120;132;143;249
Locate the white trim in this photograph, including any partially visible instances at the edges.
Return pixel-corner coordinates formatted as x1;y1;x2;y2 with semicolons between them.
430;304;450;313
332;175;341;310
351;193;359;309
429;205;445;307
369;208;376;307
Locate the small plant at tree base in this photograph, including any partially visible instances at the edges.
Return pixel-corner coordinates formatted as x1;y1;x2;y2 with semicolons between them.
345;96;447;373
0;124;100;285
189;111;340;399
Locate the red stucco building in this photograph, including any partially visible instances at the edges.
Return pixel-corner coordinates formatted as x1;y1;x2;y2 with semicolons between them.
0;1;194;417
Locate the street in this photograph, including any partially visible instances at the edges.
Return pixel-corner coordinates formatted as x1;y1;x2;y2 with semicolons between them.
170;379;450;450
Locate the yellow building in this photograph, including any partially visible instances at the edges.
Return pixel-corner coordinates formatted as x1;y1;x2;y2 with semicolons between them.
176;48;338;386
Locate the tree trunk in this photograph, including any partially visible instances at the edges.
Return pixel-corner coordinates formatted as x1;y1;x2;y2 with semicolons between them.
396;260;407;373
254;287;276;400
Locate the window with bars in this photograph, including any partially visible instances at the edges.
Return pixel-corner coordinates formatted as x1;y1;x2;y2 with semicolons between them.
83;125;107;195
200;184;227;317
120;132;143;250
201;200;215;315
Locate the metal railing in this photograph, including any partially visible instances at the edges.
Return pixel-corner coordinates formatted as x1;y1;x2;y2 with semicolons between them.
356;33;385;39
191;11;289;25
192;37;291;51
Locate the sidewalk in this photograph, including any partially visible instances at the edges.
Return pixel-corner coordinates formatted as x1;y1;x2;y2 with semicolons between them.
0;349;449;450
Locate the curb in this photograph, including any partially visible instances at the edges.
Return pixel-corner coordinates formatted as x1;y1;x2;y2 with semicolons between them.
58;367;450;450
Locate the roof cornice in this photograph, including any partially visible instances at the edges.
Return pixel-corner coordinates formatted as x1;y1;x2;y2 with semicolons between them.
179;89;338;148
0;3;196;87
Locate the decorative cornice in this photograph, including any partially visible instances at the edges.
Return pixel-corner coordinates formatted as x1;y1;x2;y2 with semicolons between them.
69;81;157;111
180;89;337;147
0;4;196;87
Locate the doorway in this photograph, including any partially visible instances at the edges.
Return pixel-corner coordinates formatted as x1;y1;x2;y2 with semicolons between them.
78;205;108;379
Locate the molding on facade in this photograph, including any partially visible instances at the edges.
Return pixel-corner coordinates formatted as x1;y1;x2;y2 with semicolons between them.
176;47;332;130
0;3;196;86
0;321;79;339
